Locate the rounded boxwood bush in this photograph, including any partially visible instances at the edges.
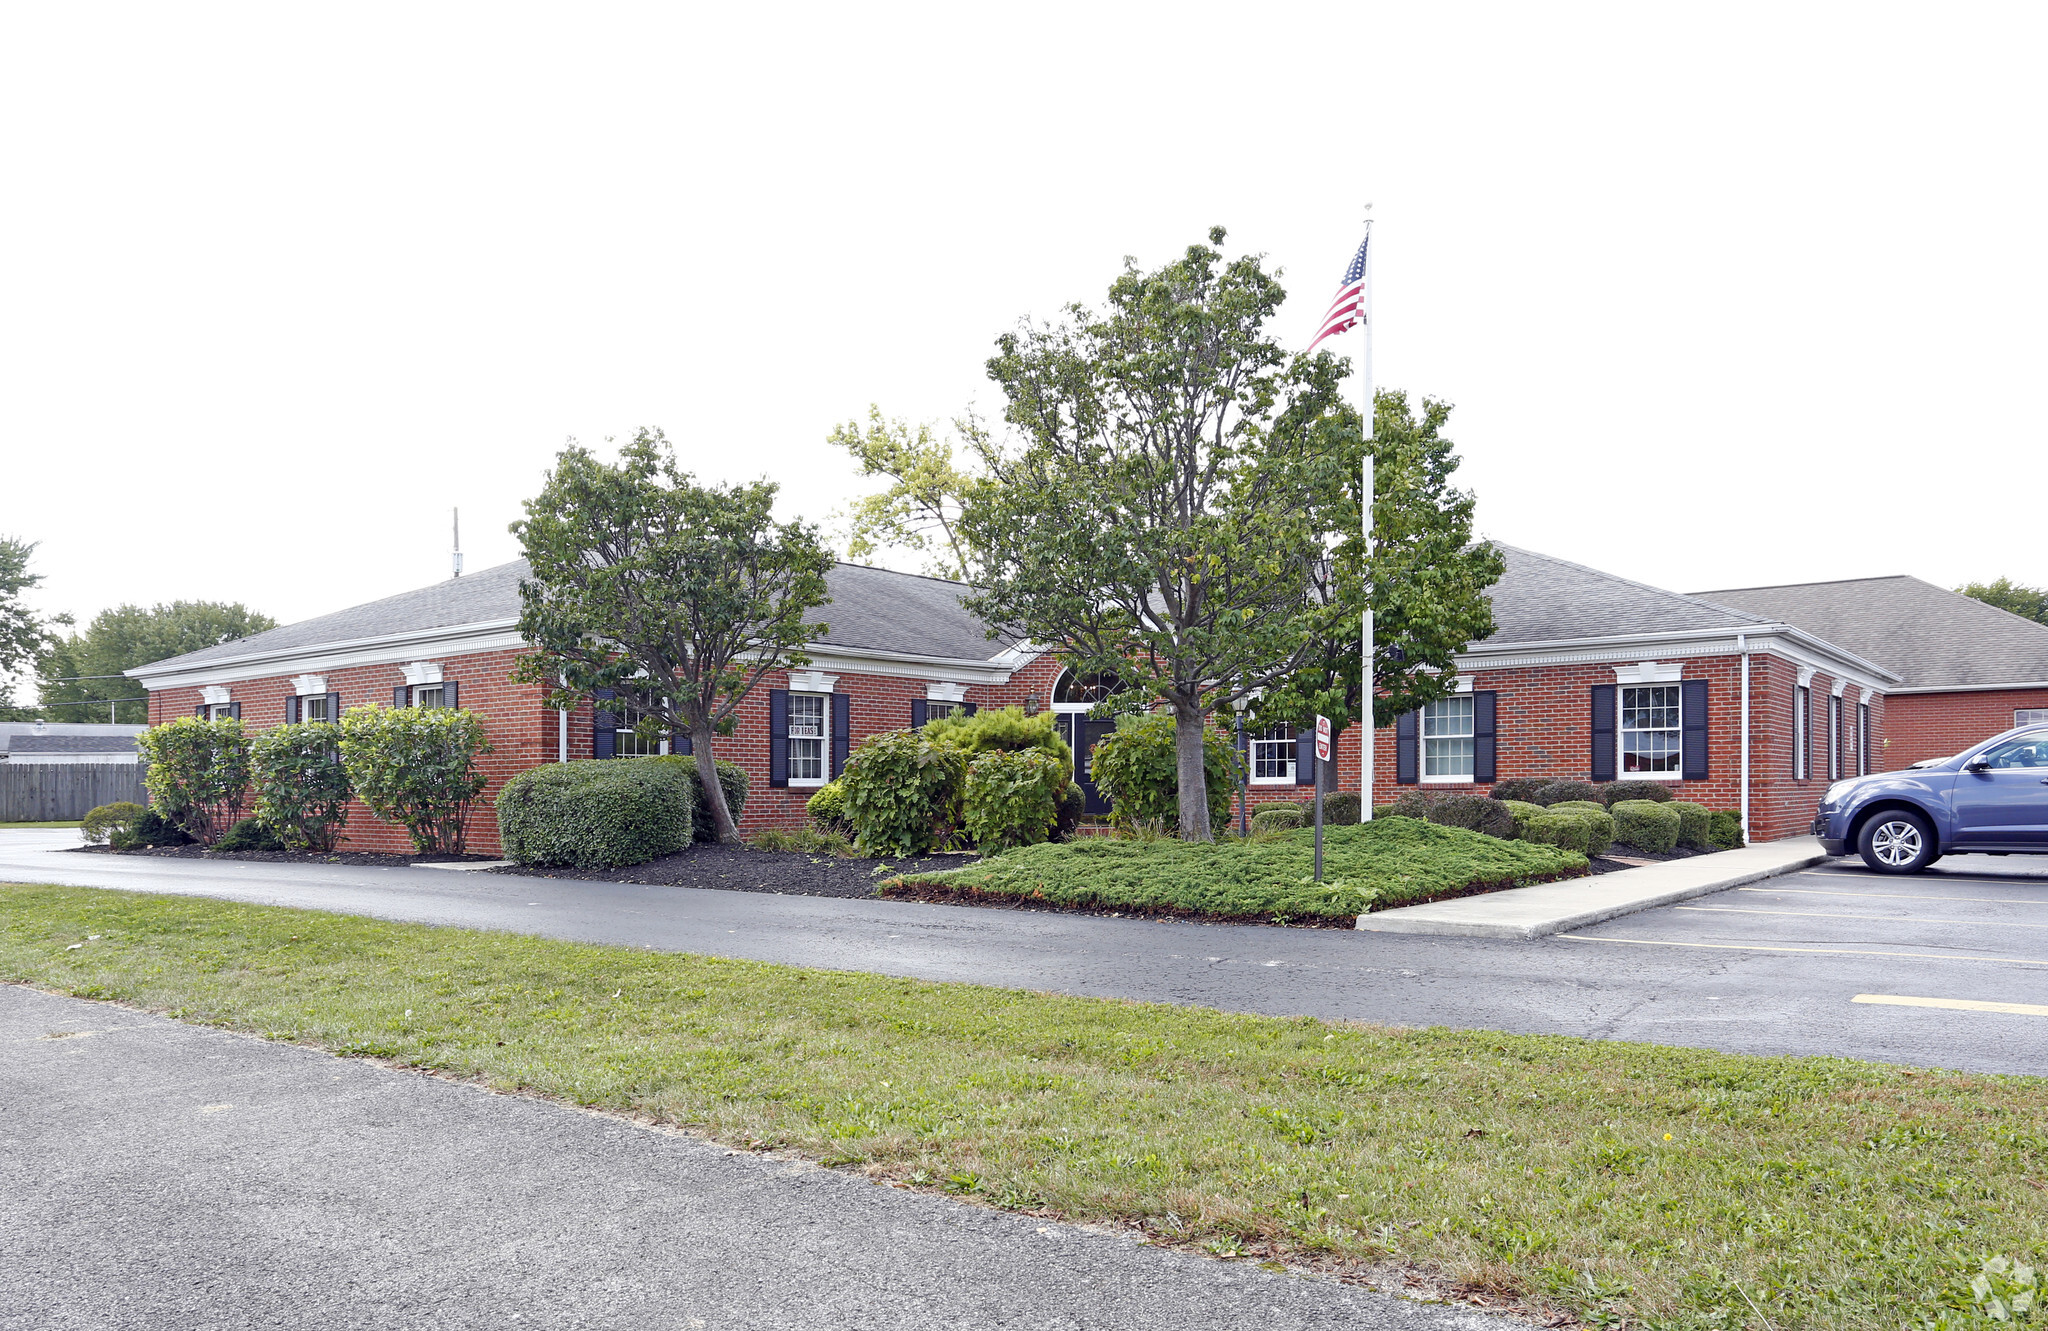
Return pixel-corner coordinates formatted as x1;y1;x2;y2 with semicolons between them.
1533;780;1601;807
962;748;1069;851
1383;790;1445;821
80;802;145;847
1320;791;1363;825
647;755;749;842
1668;799;1712;848
214;817;286;852
1547;799;1608;816
1487;777;1552;805
1524;812;1593;854
1249;806;1304;836
1574;809;1616;856
496;758;694;868
1601;780;1675;807
1708;809;1746;849
840;729;967;856
806;779;850;835
1501;799;1544;839
1426;794;1516;840
1611;799;1682;854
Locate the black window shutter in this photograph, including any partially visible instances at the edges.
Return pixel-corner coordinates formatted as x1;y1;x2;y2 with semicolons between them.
1802;688;1812;781
1395;710;1419;785
912;699;928;728
1294;725;1316;786
444;680;459;710
961;701;977;716
1590;685;1617;782
285;696;300;724
831;693;851;778
394;685;409;709
1681;679;1710;780
671;722;692;755
592;688;617;760
768;690;789;786
194;703;206;717
327;691;341;723
228;702;241;721
1860;702;1871;773
1473;691;1498;784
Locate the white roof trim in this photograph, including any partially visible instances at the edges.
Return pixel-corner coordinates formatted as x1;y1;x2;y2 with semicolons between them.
1459;624;1897;692
1886;679;2048;695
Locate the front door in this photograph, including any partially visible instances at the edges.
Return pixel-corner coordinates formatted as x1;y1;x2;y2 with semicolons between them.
1075;718;1115;815
1953;732;2048;848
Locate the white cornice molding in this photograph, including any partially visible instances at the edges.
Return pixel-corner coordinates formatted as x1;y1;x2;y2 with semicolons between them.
926;680;970;703
786;669;840;694
291;674;327;697
1458;625;1897;693
400;660;443;686
1796;665;1817;687
1832;677;1849;697
1887;679;2048;695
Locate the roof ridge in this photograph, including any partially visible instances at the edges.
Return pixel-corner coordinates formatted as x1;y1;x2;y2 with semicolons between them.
1493;543;1769;626
832;560;971;590
1691;574;1916;595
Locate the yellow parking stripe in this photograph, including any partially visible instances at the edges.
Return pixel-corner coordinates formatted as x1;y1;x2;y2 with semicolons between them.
1555;934;2048;967
1742;887;2048;907
1853;994;2048;1017
1677;905;2048;931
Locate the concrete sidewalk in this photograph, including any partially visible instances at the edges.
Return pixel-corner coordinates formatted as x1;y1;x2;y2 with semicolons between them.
1360;838;1833;940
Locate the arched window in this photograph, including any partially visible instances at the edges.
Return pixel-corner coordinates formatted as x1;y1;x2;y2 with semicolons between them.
1052;670;1123;707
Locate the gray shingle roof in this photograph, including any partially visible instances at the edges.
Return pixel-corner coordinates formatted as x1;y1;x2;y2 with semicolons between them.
133;559;1012;676
7;733;138;756
1477;545;1769;645
1691;576;2048;689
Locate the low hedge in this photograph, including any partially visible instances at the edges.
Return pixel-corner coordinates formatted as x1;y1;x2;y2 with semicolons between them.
1249;807;1303;836
1501;799;1544;839
1426;793;1515;840
1601;780;1675;807
496;759;694;868
883;818;1586;921
1669;800;1711;848
1526;808;1614;857
1612;799;1682;855
1708;809;1745;850
1486;777;1551;805
1548;799;1608;816
215;817;286;852
79;802;145;847
1533;780;1601;807
651;755;749;842
1320;791;1364;825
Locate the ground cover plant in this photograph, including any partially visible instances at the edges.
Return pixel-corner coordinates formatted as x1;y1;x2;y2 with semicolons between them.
4;882;2043;1330
883;818;1583;923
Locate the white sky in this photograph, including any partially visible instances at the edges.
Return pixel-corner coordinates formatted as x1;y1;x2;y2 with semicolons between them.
4;3;2044;661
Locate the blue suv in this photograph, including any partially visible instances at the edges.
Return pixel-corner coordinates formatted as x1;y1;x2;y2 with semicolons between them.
1813;724;2048;873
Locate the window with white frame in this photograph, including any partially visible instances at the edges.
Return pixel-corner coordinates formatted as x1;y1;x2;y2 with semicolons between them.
925;701;959;723
1422;697;1476;781
787;693;827;785
1620;685;1681;776
1860;701;1872;775
300;694;330;724
1828;695;1842;781
614;704;668;757
1792;686;1810;780
204;703;235;721
411;683;446;708
1248;724;1296;783
2019;709;2048;728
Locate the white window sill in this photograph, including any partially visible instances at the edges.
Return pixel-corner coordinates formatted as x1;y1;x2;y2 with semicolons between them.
1421;775;1475;785
1248;776;1298;786
1620;772;1684;781
789;778;826;789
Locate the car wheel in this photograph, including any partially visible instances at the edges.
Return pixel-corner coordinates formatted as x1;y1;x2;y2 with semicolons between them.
1857;809;1939;874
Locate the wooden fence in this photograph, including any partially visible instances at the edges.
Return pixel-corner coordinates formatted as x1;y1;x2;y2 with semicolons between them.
0;763;147;822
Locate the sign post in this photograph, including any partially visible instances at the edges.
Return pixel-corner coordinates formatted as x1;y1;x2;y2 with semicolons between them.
1313;714;1332;880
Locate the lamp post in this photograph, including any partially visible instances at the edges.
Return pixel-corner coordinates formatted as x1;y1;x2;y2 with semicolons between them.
1230;693;1250;837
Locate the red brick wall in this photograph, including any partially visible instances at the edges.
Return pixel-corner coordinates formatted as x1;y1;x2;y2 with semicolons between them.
1883;687;2048;770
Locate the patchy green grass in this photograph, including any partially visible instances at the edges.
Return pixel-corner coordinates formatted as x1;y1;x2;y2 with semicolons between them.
882;818;1585;922
4;881;2043;1330
0;821;81;829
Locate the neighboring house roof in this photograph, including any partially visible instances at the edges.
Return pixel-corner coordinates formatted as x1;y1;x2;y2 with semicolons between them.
0;723;148;758
6;733;139;757
130;559;1014;679
1692;576;2048;691
1478;545;1770;645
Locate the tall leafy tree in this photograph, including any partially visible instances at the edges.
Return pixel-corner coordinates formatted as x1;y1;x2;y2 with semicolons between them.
828;406;984;580
1257;391;1503;812
964;228;1348;841
37;602;277;723
1958;577;2048;627
0;536;55;719
511;429;834;843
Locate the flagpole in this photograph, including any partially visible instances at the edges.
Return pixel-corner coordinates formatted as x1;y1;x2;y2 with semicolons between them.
1358;213;1374;823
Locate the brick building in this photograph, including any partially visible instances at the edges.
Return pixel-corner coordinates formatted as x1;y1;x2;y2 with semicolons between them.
129;547;2037;853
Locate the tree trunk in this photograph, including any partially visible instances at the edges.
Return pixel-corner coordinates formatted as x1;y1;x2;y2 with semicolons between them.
1172;698;1212;842
693;721;742;844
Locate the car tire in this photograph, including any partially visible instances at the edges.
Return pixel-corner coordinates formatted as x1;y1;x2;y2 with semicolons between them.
1857;809;1939;874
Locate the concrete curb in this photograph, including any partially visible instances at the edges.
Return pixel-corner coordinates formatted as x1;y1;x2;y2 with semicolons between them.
1357;838;1834;940
410;860;512;872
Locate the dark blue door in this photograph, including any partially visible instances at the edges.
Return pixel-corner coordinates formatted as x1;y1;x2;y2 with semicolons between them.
1073;717;1115;816
1952;733;2048;848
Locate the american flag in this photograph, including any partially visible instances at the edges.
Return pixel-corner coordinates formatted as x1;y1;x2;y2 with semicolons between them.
1304;232;1369;355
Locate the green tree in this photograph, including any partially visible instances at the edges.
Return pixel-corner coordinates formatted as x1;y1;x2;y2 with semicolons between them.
337;705;491;855
1958;577;2048;626
828;406;985;579
37;601;277;724
0;537;57;719
511;429;834;843
964;227;1347;841
1257;391;1503;815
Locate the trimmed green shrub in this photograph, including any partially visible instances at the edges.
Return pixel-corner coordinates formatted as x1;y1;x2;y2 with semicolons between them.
1426;794;1516;840
1601;780;1675;807
249;721;351;851
840;729;967;856
962;748;1069;851
1250;807;1304;836
646;756;748;842
1668;799;1711;849
135;716;251;845
1708;809;1746;850
1574;809;1615;857
79;802;144;847
1383;790;1446;820
1524;812;1593;854
925;705;1072;766
1251;801;1306;819
1611;799;1682;854
1371;804;1399;820
1533;780;1600;807
1548;800;1609;816
338;705;493;854
496;758;693;868
1053;783;1085;842
116;807;193;850
1086;713;1238;832
1487;778;1553;805
215;817;286;852
806;780;850;835
1501;799;1544;839
1320;791;1363;826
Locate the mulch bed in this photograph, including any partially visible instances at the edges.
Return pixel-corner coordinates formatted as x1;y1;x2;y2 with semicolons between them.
1585;845;1724;875
69;846;493;867
488;843;982;899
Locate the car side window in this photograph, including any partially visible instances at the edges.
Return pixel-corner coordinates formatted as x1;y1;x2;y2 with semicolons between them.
1979;735;2048;769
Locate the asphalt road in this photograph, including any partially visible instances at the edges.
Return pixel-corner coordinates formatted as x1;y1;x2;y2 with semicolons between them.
0;985;1513;1331
8;830;2048;1076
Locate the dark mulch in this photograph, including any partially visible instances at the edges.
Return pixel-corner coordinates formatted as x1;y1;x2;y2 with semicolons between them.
1586;844;1726;876
489;842;982;898
69;845;492;866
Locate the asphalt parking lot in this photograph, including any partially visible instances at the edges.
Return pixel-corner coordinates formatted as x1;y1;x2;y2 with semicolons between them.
1561;852;2048;1026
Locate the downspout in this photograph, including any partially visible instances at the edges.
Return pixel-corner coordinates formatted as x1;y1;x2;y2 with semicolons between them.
1738;634;1750;842
558;674;570;764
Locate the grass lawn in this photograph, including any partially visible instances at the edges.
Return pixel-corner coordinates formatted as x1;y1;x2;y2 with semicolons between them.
0;821;81;829
883;818;1586;923
3;881;2040;1330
